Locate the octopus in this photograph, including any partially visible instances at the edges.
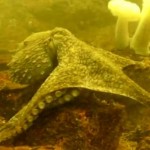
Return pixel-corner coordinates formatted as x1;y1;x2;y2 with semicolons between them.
0;27;150;143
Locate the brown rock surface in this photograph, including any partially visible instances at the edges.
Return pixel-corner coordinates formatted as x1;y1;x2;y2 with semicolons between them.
1;98;126;150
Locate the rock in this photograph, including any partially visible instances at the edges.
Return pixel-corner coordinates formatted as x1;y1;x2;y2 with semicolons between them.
1;98;126;150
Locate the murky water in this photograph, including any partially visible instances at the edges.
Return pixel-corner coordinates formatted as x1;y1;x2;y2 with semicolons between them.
0;0;149;149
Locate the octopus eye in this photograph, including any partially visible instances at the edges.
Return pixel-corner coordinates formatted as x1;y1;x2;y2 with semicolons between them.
49;39;59;50
16;41;27;51
18;41;28;49
49;39;54;49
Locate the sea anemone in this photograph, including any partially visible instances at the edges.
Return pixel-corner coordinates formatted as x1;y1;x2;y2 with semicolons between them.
108;0;140;49
130;0;150;55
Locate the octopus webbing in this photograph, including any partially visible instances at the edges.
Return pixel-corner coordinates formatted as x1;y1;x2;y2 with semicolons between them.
0;27;150;143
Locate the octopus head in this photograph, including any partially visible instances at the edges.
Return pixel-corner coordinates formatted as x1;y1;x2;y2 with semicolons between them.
8;27;75;85
49;27;76;50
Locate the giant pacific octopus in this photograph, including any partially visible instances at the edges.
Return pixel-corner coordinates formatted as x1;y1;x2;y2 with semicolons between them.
0;27;150;143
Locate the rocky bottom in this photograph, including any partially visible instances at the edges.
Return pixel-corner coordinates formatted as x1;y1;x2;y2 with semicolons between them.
0;92;125;150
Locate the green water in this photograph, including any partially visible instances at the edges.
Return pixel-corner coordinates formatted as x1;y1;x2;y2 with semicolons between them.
0;0;149;149
0;0;114;51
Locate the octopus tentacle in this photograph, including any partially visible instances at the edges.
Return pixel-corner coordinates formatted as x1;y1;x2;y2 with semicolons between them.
0;88;80;143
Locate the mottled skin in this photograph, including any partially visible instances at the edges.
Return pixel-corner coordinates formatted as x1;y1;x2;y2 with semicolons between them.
8;30;57;85
0;27;150;143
